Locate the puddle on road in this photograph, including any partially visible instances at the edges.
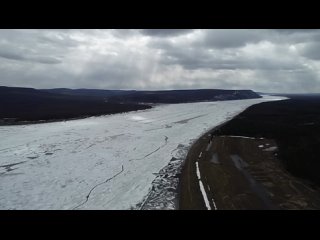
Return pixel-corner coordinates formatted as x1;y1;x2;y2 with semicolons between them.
206;141;213;151
230;154;249;169
230;154;275;209
210;153;220;164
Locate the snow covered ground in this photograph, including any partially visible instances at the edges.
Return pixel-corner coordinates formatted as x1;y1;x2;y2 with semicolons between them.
0;95;285;209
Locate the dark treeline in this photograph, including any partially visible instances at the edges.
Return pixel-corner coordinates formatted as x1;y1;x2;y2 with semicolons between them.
0;86;261;124
0;86;151;124
107;89;261;103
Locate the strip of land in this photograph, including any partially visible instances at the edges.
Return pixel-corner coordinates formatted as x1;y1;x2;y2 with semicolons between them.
180;133;320;209
179;96;320;210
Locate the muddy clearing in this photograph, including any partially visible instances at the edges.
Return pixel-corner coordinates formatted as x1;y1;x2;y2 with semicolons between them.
179;134;320;210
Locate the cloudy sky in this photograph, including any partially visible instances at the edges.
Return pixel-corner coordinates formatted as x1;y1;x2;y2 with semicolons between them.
1;29;320;93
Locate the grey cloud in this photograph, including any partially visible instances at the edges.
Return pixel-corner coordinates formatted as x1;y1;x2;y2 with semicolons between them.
253;68;320;93
150;38;301;71
0;30;69;65
269;29;320;44
273;29;320;36
0;49;61;64
27;55;62;64
80;63;140;88
199;30;266;49
300;42;320;60
197;29;320;49
110;29;141;39
37;35;81;48
0;50;25;62
140;29;194;37
0;60;67;88
60;52;153;89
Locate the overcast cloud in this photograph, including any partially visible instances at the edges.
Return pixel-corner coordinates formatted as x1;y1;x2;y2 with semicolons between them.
0;29;320;93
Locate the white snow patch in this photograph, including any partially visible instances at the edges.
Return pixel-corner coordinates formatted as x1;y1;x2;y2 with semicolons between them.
130;116;147;121
129;115;152;123
263;146;278;152
222;136;260;139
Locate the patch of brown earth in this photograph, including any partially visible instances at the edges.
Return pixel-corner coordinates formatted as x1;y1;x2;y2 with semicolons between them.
179;134;320;210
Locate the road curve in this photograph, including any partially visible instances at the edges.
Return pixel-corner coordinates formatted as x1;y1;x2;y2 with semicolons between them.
179;129;219;210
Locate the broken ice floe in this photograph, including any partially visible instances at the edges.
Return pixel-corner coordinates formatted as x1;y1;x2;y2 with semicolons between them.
134;144;189;210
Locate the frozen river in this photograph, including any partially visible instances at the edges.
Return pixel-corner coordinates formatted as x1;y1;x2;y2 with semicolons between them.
0;96;284;209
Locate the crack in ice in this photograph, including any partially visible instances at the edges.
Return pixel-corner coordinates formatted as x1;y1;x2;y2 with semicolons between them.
130;136;168;161
72;165;124;210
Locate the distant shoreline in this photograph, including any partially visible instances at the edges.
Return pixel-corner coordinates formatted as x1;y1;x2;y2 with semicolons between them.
0;86;262;126
0;107;152;126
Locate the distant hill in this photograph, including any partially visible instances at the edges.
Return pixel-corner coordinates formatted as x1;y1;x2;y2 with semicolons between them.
260;93;320;99
107;89;261;104
0;86;261;124
0;86;150;124
41;88;136;99
43;88;261;104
